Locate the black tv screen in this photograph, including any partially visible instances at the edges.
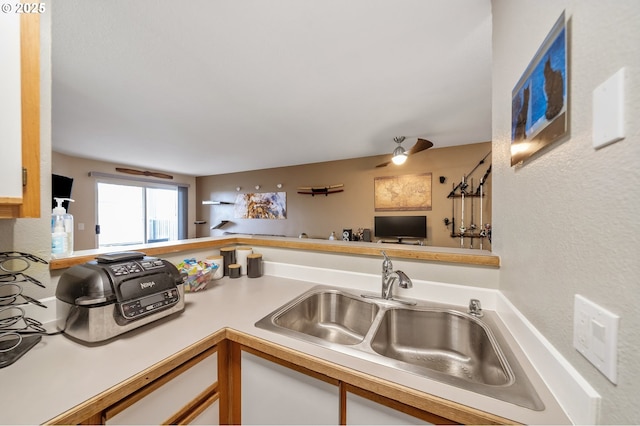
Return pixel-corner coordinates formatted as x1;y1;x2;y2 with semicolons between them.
374;216;427;240
52;174;73;210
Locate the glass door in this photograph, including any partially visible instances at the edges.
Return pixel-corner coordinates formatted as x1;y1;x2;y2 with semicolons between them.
96;182;178;247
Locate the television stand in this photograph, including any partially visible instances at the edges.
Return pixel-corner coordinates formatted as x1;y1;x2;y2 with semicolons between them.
378;238;424;245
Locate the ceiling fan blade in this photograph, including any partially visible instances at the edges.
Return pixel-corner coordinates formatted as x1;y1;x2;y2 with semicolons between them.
115;167;174;180
375;137;433;168
408;138;433;155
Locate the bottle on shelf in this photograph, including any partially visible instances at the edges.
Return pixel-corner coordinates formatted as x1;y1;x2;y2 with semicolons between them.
51;197;74;258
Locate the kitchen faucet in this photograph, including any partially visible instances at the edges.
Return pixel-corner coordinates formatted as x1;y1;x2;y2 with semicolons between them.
380;251;413;300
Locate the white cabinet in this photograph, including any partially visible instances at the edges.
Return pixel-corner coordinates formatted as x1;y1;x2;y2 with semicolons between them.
51;339;459;425
239;350;441;425
189;399;219;425
0;11;40;218
0;12;23;201
106;351;218;425
346;391;431;425
241;351;340;425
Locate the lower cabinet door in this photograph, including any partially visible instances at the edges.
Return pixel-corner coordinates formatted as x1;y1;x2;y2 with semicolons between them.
189;399;219;425
241;351;340;425
106;352;218;425
346;392;431;425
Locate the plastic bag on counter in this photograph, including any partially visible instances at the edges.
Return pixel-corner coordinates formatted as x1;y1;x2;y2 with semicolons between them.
177;258;218;292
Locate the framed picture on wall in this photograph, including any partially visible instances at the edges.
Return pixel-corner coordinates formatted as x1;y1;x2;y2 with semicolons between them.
234;192;287;219
511;11;568;166
374;173;432;211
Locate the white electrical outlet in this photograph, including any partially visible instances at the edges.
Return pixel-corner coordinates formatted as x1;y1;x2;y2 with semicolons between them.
573;294;619;383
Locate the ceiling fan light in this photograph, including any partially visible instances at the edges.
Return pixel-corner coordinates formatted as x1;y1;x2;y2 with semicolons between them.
391;146;407;165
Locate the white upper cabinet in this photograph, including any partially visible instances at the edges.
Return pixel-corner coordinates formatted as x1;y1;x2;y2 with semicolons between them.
0;13;23;200
0;12;40;219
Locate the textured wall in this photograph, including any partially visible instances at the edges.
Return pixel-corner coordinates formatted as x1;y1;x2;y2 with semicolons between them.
492;1;640;423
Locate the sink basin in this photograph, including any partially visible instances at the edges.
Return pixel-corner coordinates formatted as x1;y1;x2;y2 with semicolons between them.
370;308;512;386
273;291;379;345
256;286;544;411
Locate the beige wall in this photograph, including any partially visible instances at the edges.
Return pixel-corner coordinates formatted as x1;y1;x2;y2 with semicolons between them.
196;142;492;249
52;143;490;251
492;1;640;423
52;152;198;250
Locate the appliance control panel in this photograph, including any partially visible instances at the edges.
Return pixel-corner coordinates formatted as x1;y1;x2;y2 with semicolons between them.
119;288;180;320
108;259;166;277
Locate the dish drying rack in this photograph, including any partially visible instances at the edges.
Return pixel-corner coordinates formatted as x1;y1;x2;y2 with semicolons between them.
0;252;49;368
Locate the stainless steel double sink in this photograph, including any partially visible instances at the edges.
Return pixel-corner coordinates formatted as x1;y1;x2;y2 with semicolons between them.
255;286;544;411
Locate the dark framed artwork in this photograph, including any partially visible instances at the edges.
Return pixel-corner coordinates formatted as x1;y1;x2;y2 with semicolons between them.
374;173;432;211
511;11;568;166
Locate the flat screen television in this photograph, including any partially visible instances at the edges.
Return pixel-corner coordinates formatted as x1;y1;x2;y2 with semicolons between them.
52;174;73;210
374;216;427;242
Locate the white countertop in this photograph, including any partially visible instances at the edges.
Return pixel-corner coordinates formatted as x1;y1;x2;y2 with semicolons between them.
0;272;571;425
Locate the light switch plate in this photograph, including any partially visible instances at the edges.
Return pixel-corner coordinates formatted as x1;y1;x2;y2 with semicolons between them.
593;68;625;149
573;294;619;383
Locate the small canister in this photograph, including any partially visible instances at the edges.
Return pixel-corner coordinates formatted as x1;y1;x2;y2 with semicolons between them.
247;253;263;278
235;246;253;275
220;246;236;276
206;255;224;280
228;263;241;279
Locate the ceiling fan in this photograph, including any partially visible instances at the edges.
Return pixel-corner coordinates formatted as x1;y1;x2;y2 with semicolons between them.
115;167;174;180
375;136;433;168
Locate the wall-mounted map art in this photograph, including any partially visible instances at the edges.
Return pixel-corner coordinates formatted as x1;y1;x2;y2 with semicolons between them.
374;173;432;211
234;192;287;219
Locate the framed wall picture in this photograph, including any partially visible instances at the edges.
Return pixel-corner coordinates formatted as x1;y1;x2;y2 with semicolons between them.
374;173;432;211
511;11;568;166
234;192;287;219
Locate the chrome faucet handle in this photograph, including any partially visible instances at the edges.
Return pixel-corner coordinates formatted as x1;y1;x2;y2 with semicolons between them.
381;250;393;273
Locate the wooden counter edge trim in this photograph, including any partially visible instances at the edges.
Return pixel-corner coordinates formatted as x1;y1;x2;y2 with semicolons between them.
225;328;518;425
234;237;500;267
44;330;226;425
48;238;236;270
49;237;500;270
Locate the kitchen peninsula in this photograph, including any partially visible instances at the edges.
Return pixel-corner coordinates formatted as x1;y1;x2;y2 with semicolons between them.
48;234;501;271
0;236;582;424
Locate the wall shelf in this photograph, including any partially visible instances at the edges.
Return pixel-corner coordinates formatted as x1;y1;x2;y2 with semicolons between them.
202;201;234;205
297;184;344;196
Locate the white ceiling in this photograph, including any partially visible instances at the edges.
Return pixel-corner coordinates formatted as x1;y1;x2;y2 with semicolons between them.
51;0;492;177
